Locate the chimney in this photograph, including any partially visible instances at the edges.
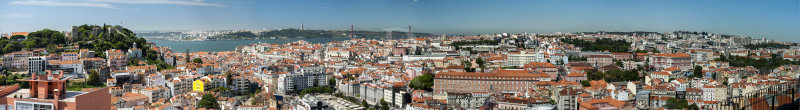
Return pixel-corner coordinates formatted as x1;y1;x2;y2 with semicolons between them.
53;89;60;109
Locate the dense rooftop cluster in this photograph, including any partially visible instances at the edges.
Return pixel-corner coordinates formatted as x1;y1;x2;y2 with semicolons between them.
1;28;799;110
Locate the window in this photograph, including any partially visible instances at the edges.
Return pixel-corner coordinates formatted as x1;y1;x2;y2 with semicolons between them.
15;101;53;110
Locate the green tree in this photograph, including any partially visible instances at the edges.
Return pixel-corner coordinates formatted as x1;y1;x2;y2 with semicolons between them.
462;60;474;72
380;98;390;110
586;69;640;82
22;40;36;49
225;72;233;86
193;58;203;64
328;78;336;87
87;70;100;86
718;55;727;61
299;87;334;97
185;49;191;63
692;66;703;78
361;100;369;109
561;38;631;52
10;35;25;40
128;58;140;66
476;57;485;72
197;94;219;109
580;80;590;87
688;104;700;110
209;87;230;92
409;74;434;91
665;98;688;109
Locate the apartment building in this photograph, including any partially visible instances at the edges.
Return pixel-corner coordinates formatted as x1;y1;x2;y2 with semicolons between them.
650;53;692;70
433;70;550;94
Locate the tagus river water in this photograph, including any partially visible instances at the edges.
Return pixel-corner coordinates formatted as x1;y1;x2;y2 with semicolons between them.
147;38;352;52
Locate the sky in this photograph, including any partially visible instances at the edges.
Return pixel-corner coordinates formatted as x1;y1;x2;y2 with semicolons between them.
1;0;799;41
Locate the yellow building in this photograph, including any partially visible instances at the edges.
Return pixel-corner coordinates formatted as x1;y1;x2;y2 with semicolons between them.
193;79;208;92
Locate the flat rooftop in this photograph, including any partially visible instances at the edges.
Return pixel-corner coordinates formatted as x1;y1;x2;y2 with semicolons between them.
3;89;88;102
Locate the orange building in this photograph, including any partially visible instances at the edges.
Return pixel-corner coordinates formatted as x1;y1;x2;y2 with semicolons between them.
10;32;28;36
0;70;111;110
433;71;551;94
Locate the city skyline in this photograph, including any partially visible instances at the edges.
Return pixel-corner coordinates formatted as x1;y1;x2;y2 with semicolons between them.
1;0;799;41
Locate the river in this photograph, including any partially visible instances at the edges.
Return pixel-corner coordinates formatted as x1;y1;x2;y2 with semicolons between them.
147;38;352;52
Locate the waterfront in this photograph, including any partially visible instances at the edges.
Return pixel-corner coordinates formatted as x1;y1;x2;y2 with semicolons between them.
148;38;351;52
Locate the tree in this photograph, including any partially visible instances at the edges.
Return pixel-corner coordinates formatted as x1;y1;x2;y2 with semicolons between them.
197;94;219;109
128;58;140;66
476;57;485;72
718;55;727;61
10;35;25;40
361;100;370;109
409;74;434;91
665;98;688;109
87;70;100;86
328;78;336;87
209;87;230;92
299;87;334;97
587;71;603;80
193;58;203;64
462;60;475;72
688;104;700;110
185;49;191;63
22;40;36;49
561;38;631;52
692;66;703;78
580;80;590;87
587;69;640;82
380;98;390;110
225;72;233;86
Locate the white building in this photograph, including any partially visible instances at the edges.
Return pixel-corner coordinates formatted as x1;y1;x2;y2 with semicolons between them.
401;55;446;61
702;85;715;101
58;60;84;74
276;66;327;95
27;56;47;74
61;52;79;61
506;51;537;67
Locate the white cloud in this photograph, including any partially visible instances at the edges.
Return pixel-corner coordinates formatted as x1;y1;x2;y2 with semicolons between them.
91;0;226;7
9;0;116;9
4;13;33;18
414;0;419;2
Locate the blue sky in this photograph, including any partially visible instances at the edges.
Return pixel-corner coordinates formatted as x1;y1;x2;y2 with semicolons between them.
1;0;799;41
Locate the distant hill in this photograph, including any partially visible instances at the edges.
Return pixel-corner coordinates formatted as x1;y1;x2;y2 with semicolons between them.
209;28;435;40
578;31;665;36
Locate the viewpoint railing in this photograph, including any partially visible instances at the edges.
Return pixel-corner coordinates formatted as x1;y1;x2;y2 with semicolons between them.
707;80;800;110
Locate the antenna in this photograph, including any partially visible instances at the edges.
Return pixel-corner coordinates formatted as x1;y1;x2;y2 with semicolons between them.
407;26;414;39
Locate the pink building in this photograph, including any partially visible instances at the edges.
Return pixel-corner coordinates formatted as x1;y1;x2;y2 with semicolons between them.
0;70;111;110
587;55;613;67
106;49;128;70
524;62;559;79
611;52;632;60
650;53;692;70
